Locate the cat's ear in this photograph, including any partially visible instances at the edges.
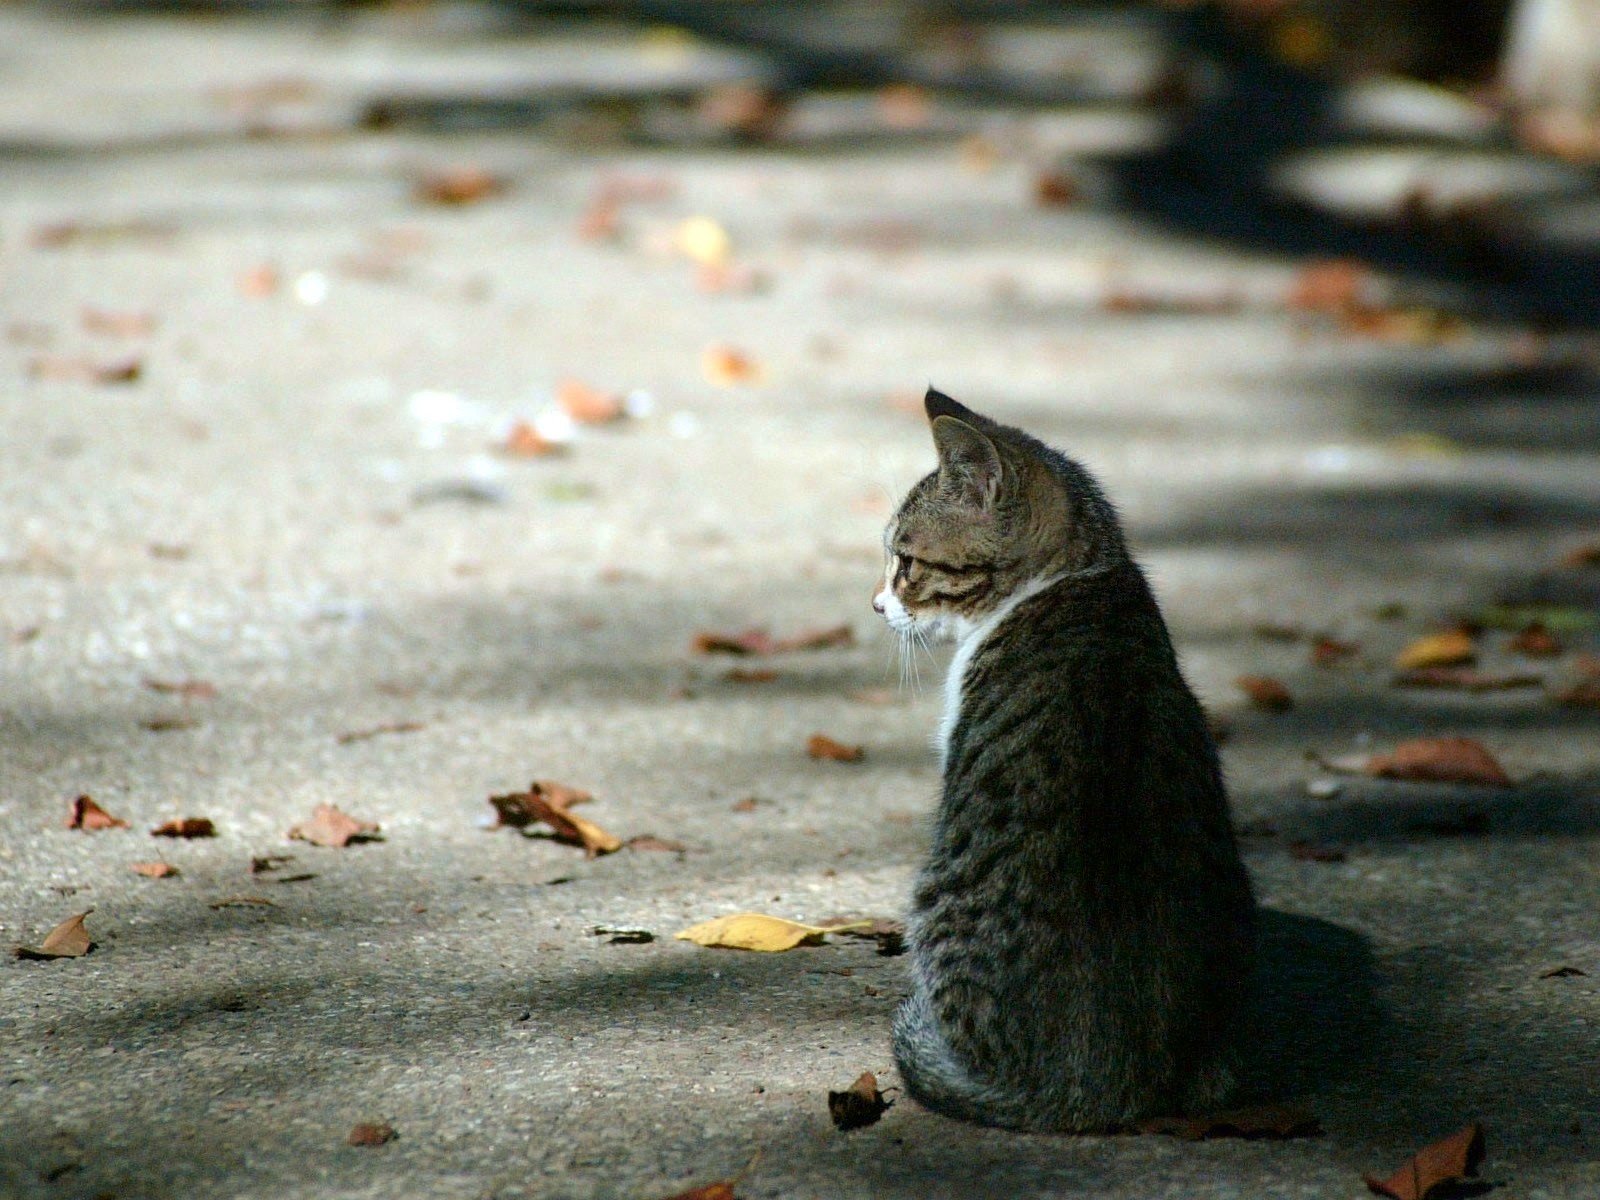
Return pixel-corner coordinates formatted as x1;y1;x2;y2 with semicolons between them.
931;415;1002;509
924;387;975;424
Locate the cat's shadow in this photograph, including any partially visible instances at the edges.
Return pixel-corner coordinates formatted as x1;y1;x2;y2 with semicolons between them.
1236;908;1380;1104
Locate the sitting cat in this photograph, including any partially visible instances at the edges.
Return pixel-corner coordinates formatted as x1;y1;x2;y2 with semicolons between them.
874;388;1256;1132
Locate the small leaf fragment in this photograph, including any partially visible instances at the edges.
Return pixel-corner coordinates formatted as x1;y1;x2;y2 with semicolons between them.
675;913;831;952
1366;738;1512;787
1396;630;1477;670
346;1122;397;1147
488;781;620;857
807;733;864;763
1137;1103;1322;1141
592;926;655;945
497;420;560;458
1236;675;1293;712
556;378;625;424
16;910;94;960
151;817;216;839
287;804;381;848
700;344;763;387
1363;1122;1485;1200
828;1071;893;1131
692;625;851;656
1540;966;1586;978
68;795;129;831
414;166;505;206
130;861;178;878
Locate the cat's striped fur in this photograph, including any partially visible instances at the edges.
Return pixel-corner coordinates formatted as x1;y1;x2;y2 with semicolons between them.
874;388;1256;1132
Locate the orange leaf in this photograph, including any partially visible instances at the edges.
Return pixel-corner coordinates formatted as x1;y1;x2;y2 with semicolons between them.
287;804;381;848
1035;171;1082;207
1395;630;1477;670
1286;259;1370;313
151;817;216;838
498;420;560;458
828;1071;893;1130
67;794;129;831
556;378;624;424
130;861;179;878
701;345;763;387
1236;675;1293;712
1364;1123;1485;1200
16;910;94;960
414;166;506;206
1366;738;1511;787
807;734;863;763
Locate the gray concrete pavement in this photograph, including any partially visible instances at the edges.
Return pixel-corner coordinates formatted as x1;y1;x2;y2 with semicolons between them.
3;8;1600;1198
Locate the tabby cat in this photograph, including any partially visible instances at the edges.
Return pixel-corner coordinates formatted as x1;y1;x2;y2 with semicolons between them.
873;388;1256;1132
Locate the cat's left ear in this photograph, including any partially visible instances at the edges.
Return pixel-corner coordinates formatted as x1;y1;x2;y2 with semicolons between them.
931;415;1002;509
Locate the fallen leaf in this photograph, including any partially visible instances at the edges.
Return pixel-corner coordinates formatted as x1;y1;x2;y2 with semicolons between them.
730;797;761;813
143;678;217;700
1392;667;1542;692
693;625;851;656
697;82;787;140
15;910;94;960
700;345;762;387
1034;171;1082;207
1364;1123;1485;1200
142;716;197;732
808;733;864;762
1138;1103;1322;1140
1540;966;1587;978
209;896;276;909
335;721;425;744
488;781;620;857
346;1122;397;1147
81;307;156;338
1509;624;1563;657
67;795;129;831
1396;630;1477;669
1286;259;1371;313
1367;738;1512;787
675;913;836;952
250;854;295;875
724;667;777;683
130;861;178;878
1310;637;1360;667
556;378;624;424
592;926;655;944
287;804;382;848
1554;681;1600;709
414;166;505;206
498;420;560;458
1288;841;1347;863
1563;542;1600;568
151;817;216;838
626;835;687;853
829;1071;893;1131
1236;675;1293;713
28;355;141;385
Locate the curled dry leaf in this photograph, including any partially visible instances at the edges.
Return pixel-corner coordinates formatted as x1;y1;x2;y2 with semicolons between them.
131;861;178;878
16;910;94;960
347;1122;397;1147
489;781;620;857
287;804;382;848
1395;631;1477;670
1138;1102;1322;1140
414;166;505;206
1236;675;1293;713
675;913;840;952
592;926;655;945
701;345;763;387
1540;965;1586;978
828;1071;893;1131
1392;667;1542;692
1509;624;1562;657
1364;1122;1485;1200
808;733;864;762
693;625;851;656
556;378;624;424
1367;738;1511;787
68;794;129;831
151;817;216;839
29;355;142;385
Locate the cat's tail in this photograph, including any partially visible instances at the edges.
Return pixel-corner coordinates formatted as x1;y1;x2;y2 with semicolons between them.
891;992;1043;1132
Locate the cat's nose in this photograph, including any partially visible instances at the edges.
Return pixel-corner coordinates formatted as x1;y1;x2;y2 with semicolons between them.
872;594;886;615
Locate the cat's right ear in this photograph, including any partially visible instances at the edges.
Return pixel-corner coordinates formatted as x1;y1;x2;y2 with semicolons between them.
931;416;1002;510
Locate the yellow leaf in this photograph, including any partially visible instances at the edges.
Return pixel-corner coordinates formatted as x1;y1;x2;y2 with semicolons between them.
1395;630;1477;670
675;912;837;952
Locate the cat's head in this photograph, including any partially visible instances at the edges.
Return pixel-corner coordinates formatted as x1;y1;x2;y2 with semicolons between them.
873;388;1121;640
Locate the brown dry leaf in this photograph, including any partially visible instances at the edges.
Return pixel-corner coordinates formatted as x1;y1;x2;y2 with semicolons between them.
414;166;506;206
335;721;425;745
1310;637;1360;667
144;678;217;700
130;861;178;879
1286;259;1371;313
238;263;280;296
1137;1102;1322;1141
675;913;835;952
16;910;94;960
692;625;851;656
829;1071;893;1131
1554;681;1600;710
1563;542;1600;568
1035;171;1082;207
730;797;761;812
808;733;864;763
1395;630;1477;670
68;794;129;831
1509;624;1563;657
1392;667;1542;692
142;716;197;732
697;82;787;140
287;804;381;848
627;835;687;853
1541;966;1587;978
724;667;778;683
81;307;156;338
1364;1122;1485;1200
700;344;762;387
658;1183;736;1200
498;420;561;458
1367;738;1512;787
556;378;624;424
346;1122;397;1147
488;781;621;857
151;817;216;838
1236;675;1293;713
251;853;295;874
29;355;142;385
